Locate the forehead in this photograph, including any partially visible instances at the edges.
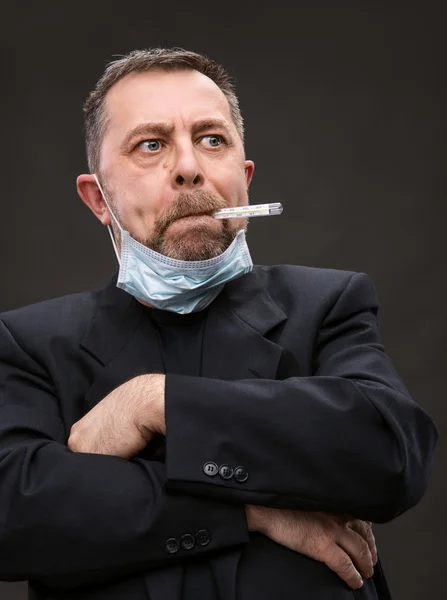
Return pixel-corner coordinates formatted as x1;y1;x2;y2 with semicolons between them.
104;69;234;133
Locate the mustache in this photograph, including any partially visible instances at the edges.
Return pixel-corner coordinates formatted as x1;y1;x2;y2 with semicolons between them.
153;190;228;236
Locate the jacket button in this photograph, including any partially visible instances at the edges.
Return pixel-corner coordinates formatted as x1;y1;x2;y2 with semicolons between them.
166;537;180;554
195;529;211;546
203;462;218;476
219;464;234;480
234;466;249;482
181;533;195;550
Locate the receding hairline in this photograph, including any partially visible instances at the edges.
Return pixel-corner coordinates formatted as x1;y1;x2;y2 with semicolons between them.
104;66;235;120
97;67;241;167
83;48;245;173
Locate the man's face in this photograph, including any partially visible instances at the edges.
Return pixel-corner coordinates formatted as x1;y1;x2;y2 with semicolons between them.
85;69;254;260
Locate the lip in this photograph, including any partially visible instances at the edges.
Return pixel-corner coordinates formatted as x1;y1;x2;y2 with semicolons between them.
168;214;219;230
178;212;214;219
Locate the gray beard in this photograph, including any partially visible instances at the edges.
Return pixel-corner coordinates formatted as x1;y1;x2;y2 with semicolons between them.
108;188;246;261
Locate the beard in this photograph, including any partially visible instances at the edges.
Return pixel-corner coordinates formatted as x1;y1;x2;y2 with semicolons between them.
108;187;246;261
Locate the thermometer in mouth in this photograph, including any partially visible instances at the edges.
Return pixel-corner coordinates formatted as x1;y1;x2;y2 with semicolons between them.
212;203;283;219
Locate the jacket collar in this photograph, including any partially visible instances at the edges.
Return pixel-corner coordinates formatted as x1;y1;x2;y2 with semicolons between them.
80;272;146;366
81;268;288;412
81;268;287;368
223;267;287;335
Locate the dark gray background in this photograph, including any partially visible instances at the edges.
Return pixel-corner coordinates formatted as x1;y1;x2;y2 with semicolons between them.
1;1;445;598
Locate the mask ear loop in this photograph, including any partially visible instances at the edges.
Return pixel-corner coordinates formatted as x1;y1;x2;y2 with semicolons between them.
93;174;122;264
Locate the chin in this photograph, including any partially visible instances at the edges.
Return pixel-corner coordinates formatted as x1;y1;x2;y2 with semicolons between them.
161;227;233;261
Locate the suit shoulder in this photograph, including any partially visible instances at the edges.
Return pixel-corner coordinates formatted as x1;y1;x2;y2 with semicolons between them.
0;289;99;346
253;264;377;310
254;263;359;291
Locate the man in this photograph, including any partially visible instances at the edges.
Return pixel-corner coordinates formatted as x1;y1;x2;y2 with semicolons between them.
0;48;437;600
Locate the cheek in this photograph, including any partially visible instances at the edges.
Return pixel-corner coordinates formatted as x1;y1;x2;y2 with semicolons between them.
214;166;249;206
232;178;250;208
119;181;163;235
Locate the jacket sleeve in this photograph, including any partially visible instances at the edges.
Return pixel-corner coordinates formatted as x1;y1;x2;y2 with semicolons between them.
0;319;249;588
164;273;438;524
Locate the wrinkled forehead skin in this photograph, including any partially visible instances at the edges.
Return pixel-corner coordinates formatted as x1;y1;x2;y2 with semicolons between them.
99;69;242;170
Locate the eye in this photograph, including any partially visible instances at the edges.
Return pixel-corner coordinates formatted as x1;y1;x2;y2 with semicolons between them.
201;135;223;148
139;139;162;152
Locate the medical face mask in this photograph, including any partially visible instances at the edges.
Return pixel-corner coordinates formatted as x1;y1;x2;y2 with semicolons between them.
93;175;253;314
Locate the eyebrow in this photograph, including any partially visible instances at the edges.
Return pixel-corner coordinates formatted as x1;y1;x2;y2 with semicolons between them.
120;117;233;152
191;118;232;137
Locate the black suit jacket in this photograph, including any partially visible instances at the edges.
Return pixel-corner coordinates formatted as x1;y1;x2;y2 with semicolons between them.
0;265;438;600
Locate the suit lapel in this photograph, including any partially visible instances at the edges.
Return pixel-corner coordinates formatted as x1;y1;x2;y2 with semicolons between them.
81;268;288;403
202;269;288;382
81;275;164;410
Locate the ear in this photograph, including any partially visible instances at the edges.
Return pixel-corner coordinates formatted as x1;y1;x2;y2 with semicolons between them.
77;174;111;226
244;160;255;187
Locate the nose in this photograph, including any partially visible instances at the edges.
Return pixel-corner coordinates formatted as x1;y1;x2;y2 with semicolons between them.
171;143;204;189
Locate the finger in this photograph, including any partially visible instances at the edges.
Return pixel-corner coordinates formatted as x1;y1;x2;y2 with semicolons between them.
350;521;378;567
359;522;377;566
337;528;374;580
323;544;364;590
366;526;378;566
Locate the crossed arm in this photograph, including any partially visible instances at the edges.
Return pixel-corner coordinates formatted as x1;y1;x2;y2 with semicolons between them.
0;273;437;591
68;371;376;590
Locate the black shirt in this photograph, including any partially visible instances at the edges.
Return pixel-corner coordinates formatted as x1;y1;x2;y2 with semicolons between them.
146;307;219;600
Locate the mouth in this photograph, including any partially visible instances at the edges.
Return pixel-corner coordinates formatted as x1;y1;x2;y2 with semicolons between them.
177;212;214;220
165;213;221;234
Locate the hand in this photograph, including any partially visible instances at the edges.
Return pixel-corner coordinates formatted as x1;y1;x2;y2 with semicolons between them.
68;374;166;459
246;505;377;590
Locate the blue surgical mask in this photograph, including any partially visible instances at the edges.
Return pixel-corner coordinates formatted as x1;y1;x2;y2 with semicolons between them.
93;175;253;314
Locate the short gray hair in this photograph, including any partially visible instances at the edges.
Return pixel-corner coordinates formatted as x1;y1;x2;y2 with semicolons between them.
83;47;245;173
